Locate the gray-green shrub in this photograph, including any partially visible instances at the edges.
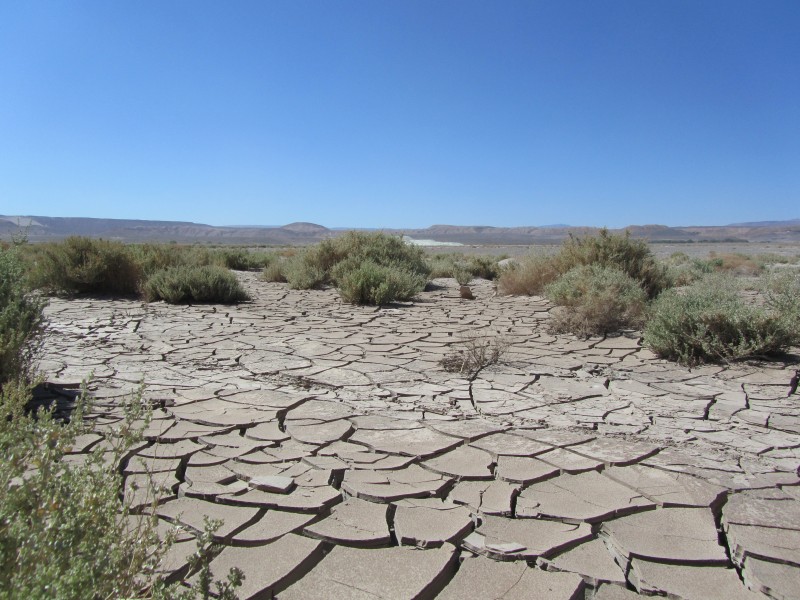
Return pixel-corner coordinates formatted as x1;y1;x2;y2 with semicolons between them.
29;236;141;296
499;229;670;299
0;382;242;600
644;274;798;365
143;266;250;304
545;265;647;336
333;259;428;305
0;242;45;384
284;232;431;304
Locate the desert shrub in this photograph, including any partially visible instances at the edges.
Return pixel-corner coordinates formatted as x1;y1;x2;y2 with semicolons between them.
440;333;510;375
452;264;473;286
29;237;141;296
663;252;715;286
0;382;242;600
763;271;800;332
467;255;505;280
261;260;287;283
143;266;249;304
497;253;561;295
644;274;798;365
284;232;430;304
705;252;763;276
555;229;670;298
333;259;427;305
283;252;328;290
211;248;277;271
545;265;647;336
427;254;504;280
0;243;46;385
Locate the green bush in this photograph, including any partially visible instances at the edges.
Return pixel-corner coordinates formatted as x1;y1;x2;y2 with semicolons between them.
261;260;287;283
545;265;647;336
0;243;45;384
556;229;670;298
0;383;160;599
0;382;242;600
283;252;328;290
212;248;277;271
143;266;250;304
283;232;430;304
644;274;798;365
333;259;428;305
427;253;504;280
29;237;142;296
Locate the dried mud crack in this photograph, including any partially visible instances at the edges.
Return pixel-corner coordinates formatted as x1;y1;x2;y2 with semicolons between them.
36;272;800;599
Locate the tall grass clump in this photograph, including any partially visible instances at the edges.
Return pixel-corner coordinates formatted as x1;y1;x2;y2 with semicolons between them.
497;253;561;295
0;241;45;385
644;273;799;366
282;232;431;305
545;265;647;337
142;265;250;304
29;236;141;296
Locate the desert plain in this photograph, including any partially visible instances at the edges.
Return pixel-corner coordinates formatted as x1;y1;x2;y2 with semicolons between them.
33;246;800;599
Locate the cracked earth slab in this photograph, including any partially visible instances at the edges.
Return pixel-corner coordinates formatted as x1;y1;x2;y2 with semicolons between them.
36;274;800;598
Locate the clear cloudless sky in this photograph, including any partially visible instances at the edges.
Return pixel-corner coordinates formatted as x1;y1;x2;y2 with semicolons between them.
1;1;798;228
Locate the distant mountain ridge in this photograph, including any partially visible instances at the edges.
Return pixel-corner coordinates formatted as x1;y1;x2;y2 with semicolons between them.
2;215;799;245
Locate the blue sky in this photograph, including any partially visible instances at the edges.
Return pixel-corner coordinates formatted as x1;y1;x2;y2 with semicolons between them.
1;1;798;228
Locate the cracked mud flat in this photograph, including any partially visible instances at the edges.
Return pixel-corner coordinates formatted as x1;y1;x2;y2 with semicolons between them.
37;273;800;599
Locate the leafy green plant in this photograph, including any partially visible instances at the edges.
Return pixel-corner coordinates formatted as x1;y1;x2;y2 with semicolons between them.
545;265;647;336
0;242;45;384
142;266;250;304
644;274;798;365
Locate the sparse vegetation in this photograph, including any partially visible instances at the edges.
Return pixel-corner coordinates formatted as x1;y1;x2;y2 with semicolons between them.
644;273;800;365
0;241;45;384
440;333;510;375
545;265;647;337
499;229;669;299
427;253;505;280
142;265;250;304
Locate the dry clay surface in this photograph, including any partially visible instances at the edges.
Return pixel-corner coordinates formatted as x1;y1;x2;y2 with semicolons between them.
37;273;800;599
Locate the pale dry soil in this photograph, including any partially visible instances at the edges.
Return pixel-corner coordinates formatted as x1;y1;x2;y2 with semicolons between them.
37;273;800;600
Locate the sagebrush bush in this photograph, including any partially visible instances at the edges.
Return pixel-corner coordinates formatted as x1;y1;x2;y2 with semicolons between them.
143;266;250;304
261;260;287;283
283;232;430;304
0;383;161;599
499;229;670;299
556;229;670;298
333;259;428;305
545;265;647;336
283;252;328;290
0;243;45;384
644;274;798;365
0;382;242;599
497;253;561;295
29;236;142;296
427;253;504;280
